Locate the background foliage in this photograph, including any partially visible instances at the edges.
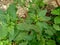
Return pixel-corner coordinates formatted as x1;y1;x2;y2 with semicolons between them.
0;0;60;45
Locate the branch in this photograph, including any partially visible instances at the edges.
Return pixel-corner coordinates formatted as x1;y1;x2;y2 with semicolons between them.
55;0;60;6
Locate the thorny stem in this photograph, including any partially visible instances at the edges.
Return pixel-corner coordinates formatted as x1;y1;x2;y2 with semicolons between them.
55;0;60;6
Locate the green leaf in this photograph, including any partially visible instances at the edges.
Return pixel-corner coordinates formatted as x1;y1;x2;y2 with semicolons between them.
39;37;45;45
7;3;17;21
0;9;7;23
45;30;54;36
45;25;55;36
39;16;51;21
16;23;31;31
38;10;51;21
53;24;60;31
8;25;14;41
15;31;34;41
36;22;49;29
46;40;56;45
38;10;47;16
15;32;27;41
5;14;10;23
51;8;60;15
54;16;60;24
19;41;28;45
0;23;8;40
36;22;49;34
16;22;41;36
0;9;5;15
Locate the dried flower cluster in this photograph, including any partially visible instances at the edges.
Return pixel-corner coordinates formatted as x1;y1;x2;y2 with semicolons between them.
0;0;13;10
